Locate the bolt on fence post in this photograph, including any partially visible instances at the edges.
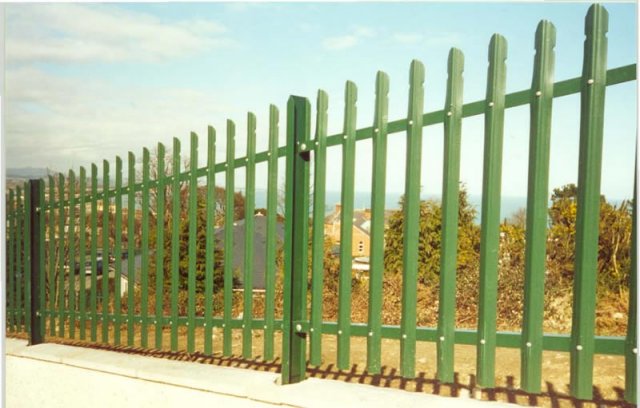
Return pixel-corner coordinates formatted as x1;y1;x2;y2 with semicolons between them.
281;95;311;385
29;179;44;345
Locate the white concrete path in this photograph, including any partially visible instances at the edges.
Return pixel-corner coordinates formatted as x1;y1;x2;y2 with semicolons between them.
5;338;519;407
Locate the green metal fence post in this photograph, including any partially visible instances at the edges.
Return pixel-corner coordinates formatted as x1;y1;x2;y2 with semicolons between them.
204;128;216;355
48;177;55;336
476;34;507;389
8;190;15;333
366;71;389;375
29;179;45;345
187;134;198;353
400;60;425;379
23;183;32;338
521;20;556;393
243;113;257;359
570;4;608;400
114;157;123;346
141;150;150;348
154;146;165;350
170;141;180;351
102;160;110;343
57;174;65;337
16;187;23;332
127;155;136;347
68;170;77;339
223;121;235;357
437;48;464;384
78;168;87;340
264;105;279;361
337;81;357;371
90;165;99;341
281;95;311;385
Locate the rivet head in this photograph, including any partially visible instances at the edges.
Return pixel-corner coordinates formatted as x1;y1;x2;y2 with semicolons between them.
480;339;486;345
535;91;542;97
264;325;268;329
402;334;407;339
222;324;226;328
526;342;532;348
633;348;638;354
300;143;307;151
447;111;452;117
245;158;249;162
242;324;245;328
186;322;189;326
315;141;319;146
488;102;494;107
310;327;314;332
295;324;302;332
368;332;373;337
343;135;347;140
374;128;379;133
338;330;342;335
267;152;271;156
440;336;445;341
203;323;206;327
576;345;583;351
408;120;413;125
587;79;594;85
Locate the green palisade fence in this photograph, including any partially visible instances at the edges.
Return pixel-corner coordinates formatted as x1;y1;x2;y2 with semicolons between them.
570;5;609;400
477;33;507;389
366;72;388;375
337;81;357;371
204;128;216;356
437;48;464;384
5;4;636;404
520;20;556;394
264;105;279;361
400;60;425;379
114;157;123;346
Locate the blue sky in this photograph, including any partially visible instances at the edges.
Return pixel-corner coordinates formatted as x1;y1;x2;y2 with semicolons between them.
5;2;637;201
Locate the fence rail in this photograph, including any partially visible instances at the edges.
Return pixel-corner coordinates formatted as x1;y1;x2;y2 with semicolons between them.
5;3;637;403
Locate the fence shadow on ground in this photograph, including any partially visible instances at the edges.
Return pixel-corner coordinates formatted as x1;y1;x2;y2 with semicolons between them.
12;335;632;408
306;364;635;408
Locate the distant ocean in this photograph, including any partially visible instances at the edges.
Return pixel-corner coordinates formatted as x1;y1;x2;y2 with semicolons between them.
252;189;528;224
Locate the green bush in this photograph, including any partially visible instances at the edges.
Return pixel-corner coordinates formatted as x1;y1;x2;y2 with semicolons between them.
383;185;479;284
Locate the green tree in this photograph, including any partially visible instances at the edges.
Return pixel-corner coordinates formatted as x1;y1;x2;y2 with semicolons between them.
214;186;246;226
383;185;480;284
150;185;235;296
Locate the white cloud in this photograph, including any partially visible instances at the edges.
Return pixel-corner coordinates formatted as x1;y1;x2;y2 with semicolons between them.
4;67;238;171
6;4;231;64
392;33;424;44
323;35;359;51
353;26;375;38
322;25;375;51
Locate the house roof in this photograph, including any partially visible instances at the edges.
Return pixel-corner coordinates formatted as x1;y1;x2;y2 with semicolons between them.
214;214;285;290
324;206;372;236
